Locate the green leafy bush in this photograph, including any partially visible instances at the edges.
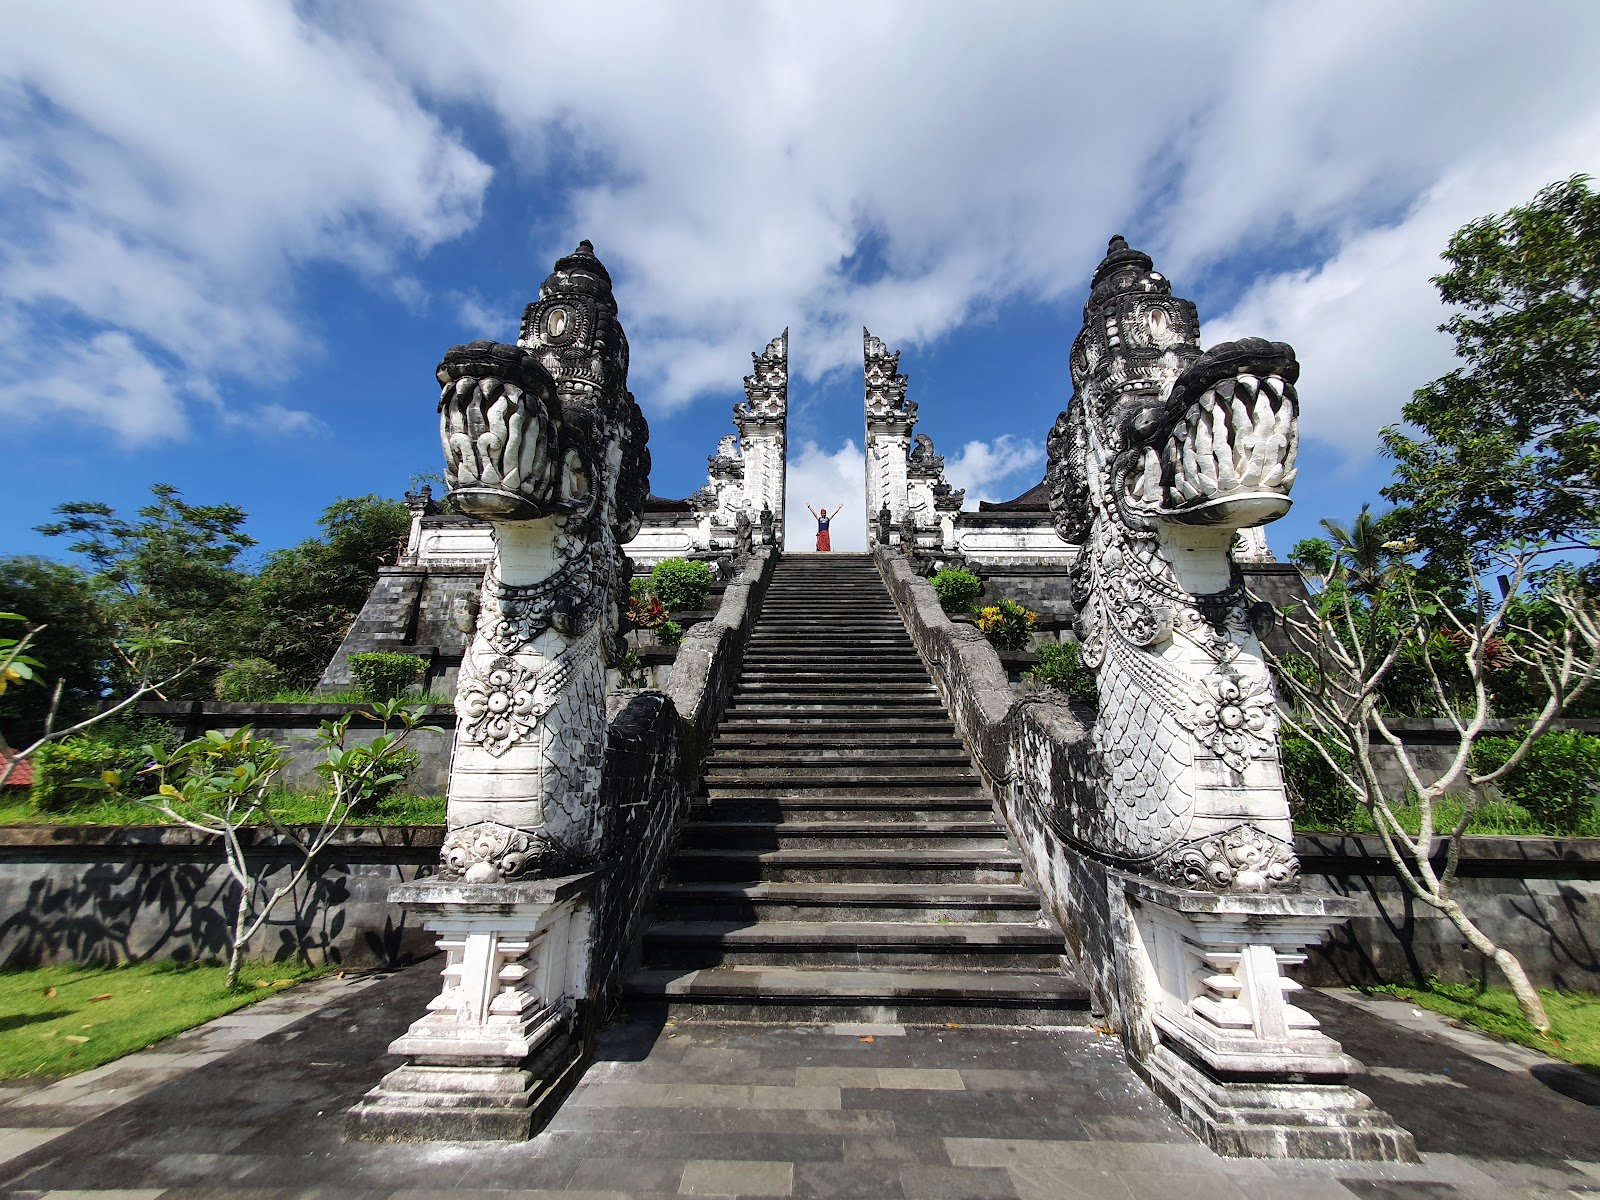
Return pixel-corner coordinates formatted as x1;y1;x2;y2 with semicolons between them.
629;576;652;600
976;599;1038;652
1281;733;1361;830
615;648;646;688
214;658;280;702
659;619;684;648
32;738;149;812
348;652;427;702
649;558;714;612
29;719;176;811
930;568;982;614
1029;640;1098;706
366;745;420;801
1471;730;1600;834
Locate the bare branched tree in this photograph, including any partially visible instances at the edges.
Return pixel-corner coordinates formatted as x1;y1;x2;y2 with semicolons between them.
1264;548;1600;1032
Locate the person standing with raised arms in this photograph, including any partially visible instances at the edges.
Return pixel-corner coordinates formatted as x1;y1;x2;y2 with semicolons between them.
807;501;842;552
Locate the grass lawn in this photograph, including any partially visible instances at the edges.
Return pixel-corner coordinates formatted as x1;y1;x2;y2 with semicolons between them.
0;960;327;1080
1363;980;1600;1068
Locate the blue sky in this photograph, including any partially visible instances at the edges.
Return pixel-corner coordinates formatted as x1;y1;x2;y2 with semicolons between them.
4;0;1598;563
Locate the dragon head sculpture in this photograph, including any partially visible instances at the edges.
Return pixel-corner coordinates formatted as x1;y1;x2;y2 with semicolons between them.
1045;237;1300;894
435;242;651;883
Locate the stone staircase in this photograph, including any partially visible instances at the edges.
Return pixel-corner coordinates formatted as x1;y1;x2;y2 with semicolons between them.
625;552;1090;1025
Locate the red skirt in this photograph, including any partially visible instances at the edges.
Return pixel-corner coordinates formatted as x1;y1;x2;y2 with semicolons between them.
816;530;831;552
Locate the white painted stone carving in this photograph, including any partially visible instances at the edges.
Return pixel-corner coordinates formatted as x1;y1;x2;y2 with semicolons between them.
347;242;650;1144
436;242;648;881
1046;236;1299;886
1040;237;1415;1159
863;329;965;547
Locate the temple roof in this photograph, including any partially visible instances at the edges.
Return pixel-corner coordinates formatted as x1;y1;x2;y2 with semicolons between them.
977;478;1050;512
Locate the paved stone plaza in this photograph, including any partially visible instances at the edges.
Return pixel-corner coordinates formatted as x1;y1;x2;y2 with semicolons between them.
1;961;1596;1199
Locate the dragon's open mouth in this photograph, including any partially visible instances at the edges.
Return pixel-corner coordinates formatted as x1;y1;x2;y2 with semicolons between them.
1124;339;1299;527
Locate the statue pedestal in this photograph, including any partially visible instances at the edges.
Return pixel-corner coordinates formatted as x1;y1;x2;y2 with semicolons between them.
1114;877;1416;1160
345;874;596;1143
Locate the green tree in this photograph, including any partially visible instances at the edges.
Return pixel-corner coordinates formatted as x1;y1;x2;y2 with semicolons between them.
241;495;410;686
0;558;116;744
36;484;256;696
1382;175;1600;566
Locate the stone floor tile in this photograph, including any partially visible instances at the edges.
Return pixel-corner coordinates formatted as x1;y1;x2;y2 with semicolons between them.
955;1069;1054;1091
795;1067;881;1088
876;1069;965;1091
1230;1179;1361;1200
841;1135;951;1165
793;1159;906;1200
545;1104;892;1138
945;1136;1217;1174
33;1191;169;1200
564;1155;688;1193
0;1127;71;1167
570;1082;842;1111
680;1157;795;1196
899;1164;1020;1199
1117;1169;1251;1200
1005;1163;1131;1200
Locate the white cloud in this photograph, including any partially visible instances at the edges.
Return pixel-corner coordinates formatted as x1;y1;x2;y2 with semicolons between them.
1206;112;1600;460
345;0;1600;427
785;439;867;552
7;0;1600;465
942;436;1045;509
0;0;491;443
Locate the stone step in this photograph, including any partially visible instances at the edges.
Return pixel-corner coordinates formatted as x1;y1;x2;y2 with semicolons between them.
623;966;1093;1026
703;771;982;793
691;796;992;822
707;749;972;767
654;881;1044;923
641;921;1067;970
720;703;952;719
679;820;1006;851
711;732;968;750
732;680;936;693
700;784;985;803
667;847;1023;885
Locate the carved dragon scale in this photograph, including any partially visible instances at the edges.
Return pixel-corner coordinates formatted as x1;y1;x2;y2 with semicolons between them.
1047;237;1301;893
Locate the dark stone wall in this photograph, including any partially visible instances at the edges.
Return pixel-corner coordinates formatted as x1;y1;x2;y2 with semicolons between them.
0;825;442;971
318;566;483;694
1297;834;1600;992
136;702;458;794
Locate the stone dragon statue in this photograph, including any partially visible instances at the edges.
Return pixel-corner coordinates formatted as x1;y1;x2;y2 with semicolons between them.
435;241;649;882
1046;237;1301;893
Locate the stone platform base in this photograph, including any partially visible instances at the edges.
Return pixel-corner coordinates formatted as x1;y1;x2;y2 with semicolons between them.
1137;1044;1418;1161
344;1022;585;1142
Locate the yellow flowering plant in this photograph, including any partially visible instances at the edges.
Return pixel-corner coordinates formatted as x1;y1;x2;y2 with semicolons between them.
975;599;1037;652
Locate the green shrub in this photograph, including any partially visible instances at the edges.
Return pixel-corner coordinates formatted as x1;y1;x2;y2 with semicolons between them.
1282;733;1361;830
369;746;421;801
214;658;280;702
659;619;684;648
31;738;149;812
649;558;714;612
930;568;982;614
28;719;176;811
1471;730;1600;834
348;652;427;701
615;648;646;688
1029;640;1098;706
976;599;1038;652
629;576;652;600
